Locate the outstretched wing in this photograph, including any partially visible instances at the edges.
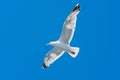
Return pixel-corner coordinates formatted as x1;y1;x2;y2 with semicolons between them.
43;47;65;68
59;4;80;44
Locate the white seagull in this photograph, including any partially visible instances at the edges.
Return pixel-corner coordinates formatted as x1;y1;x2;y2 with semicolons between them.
43;3;80;68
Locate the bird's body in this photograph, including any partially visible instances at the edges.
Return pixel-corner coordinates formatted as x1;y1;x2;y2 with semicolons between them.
43;3;80;68
48;41;69;51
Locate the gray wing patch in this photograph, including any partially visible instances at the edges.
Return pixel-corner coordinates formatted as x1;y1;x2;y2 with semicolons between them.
43;47;64;68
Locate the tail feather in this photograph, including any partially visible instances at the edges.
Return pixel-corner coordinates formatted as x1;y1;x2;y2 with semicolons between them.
68;47;80;58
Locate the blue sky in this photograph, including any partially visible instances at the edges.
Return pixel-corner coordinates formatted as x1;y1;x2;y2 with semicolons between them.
0;0;120;80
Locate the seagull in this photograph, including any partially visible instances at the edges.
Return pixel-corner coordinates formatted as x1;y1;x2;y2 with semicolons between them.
43;3;80;68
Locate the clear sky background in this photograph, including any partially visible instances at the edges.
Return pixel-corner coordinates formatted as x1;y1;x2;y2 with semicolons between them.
0;0;120;80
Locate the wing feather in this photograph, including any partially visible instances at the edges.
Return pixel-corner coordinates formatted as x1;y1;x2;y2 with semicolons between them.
59;14;77;44
59;4;80;44
43;47;64;68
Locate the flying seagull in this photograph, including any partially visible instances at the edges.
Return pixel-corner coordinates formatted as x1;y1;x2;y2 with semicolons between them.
43;3;80;68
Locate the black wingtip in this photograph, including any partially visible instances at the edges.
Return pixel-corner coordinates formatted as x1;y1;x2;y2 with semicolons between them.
72;3;80;12
42;63;48;68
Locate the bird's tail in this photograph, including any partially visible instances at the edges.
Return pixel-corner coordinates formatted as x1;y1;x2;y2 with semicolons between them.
68;47;80;58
